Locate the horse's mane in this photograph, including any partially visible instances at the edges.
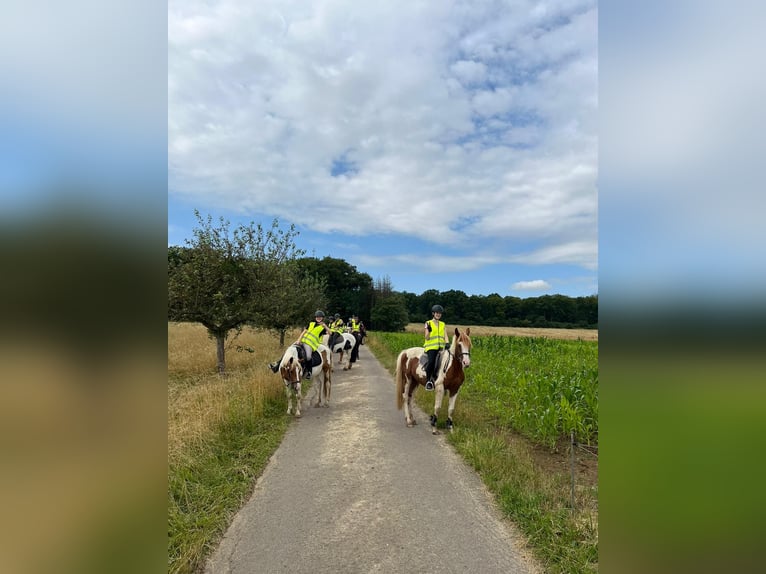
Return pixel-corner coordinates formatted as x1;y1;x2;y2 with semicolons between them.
280;344;301;368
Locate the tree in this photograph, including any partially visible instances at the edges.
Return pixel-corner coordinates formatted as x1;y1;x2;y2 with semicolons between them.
370;294;409;332
296;256;373;321
256;264;328;346
168;211;304;374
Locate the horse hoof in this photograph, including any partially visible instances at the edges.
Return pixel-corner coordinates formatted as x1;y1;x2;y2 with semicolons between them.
432;428;440;435
406;421;414;428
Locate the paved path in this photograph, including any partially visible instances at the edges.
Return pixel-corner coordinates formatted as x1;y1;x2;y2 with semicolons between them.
205;344;540;574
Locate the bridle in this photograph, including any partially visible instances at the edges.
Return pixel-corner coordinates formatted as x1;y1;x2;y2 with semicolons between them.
443;337;471;371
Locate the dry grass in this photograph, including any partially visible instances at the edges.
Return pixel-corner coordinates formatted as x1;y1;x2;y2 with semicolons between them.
404;323;598;341
167;322;299;463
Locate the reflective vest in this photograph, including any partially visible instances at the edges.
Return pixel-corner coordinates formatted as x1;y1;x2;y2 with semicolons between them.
424;319;446;351
300;322;325;351
331;319;344;333
350;319;360;332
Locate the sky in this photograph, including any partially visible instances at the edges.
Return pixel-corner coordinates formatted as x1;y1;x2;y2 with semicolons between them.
168;0;598;298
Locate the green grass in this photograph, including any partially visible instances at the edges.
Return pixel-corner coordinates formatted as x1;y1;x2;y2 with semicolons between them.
368;331;599;574
168;394;290;574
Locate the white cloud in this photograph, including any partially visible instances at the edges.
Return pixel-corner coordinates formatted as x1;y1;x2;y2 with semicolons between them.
169;0;597;272
512;279;552;291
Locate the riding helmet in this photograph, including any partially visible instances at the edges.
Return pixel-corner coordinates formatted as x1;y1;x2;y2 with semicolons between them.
315;310;325;317
431;304;444;313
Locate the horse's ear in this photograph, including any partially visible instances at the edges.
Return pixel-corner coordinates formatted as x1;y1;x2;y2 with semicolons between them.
465;327;470;336
454;327;460;336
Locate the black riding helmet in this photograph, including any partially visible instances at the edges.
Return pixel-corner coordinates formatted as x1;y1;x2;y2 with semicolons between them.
315;310;325;318
431;304;444;313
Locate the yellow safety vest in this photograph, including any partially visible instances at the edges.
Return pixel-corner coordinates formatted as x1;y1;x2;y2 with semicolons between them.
351;319;360;332
331;319;344;333
424;319;446;351
300;322;325;351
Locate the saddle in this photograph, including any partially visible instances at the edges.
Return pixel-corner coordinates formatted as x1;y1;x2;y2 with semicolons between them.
294;344;322;367
419;349;448;372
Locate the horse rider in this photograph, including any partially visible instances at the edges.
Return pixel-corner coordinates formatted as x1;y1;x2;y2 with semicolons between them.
329;313;345;346
349;314;361;335
296;310;328;379
269;310;328;379
423;304;450;391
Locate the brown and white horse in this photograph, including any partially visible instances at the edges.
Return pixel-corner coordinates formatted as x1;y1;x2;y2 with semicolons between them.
395;328;472;434
276;343;333;416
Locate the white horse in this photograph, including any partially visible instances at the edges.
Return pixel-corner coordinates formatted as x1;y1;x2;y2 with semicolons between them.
275;343;333;416
326;331;359;370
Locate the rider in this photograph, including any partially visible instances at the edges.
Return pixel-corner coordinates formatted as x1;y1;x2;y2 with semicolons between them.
296;310;328;379
268;310;328;378
329;313;345;347
349;314;361;335
423;304;450;391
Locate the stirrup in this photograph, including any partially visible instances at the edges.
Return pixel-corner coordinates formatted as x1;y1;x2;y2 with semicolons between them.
425;380;434;391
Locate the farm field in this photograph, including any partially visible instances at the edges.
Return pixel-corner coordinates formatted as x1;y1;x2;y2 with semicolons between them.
405;322;598;341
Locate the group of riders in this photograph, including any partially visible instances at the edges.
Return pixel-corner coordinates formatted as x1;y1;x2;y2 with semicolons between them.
269;304;449;391
269;310;366;380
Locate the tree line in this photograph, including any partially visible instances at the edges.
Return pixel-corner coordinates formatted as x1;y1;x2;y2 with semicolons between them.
168;213;597;372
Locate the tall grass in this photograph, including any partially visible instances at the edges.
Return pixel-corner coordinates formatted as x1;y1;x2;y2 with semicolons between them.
369;330;598;574
168;323;297;574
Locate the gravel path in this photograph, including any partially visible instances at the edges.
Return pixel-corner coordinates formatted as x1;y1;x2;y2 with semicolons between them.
204;344;541;574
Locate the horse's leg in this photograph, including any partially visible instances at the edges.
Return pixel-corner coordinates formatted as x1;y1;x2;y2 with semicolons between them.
312;379;321;408
294;382;302;417
286;385;293;415
403;378;415;427
446;389;460;432
431;383;445;434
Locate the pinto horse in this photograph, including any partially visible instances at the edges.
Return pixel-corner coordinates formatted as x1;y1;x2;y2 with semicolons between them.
275;343;332;416
395;327;472;434
326;331;358;369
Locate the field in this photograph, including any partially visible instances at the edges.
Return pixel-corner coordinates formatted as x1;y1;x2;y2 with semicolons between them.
405;322;598;341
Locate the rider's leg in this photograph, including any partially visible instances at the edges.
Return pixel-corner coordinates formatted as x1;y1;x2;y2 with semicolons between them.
424;349;437;390
302;343;313;378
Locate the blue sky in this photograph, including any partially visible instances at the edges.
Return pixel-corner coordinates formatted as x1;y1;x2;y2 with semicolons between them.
168;0;598;298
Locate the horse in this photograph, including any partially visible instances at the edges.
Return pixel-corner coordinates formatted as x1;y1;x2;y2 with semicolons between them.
326;331;358;369
275;343;333;416
395;327;472;434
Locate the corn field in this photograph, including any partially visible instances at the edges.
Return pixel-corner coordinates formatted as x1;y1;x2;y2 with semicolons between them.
377;332;598;450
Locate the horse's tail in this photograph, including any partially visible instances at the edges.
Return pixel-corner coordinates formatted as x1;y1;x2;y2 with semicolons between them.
395;350;407;410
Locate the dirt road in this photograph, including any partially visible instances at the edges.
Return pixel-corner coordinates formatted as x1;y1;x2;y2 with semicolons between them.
204;344;540;574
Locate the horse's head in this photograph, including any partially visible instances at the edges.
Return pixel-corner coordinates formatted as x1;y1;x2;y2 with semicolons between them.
279;345;302;385
453;327;472;368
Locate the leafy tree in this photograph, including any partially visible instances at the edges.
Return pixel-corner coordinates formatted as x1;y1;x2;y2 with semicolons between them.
296;256;373;320
256;264;328;346
370;293;409;332
168;211;304;373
